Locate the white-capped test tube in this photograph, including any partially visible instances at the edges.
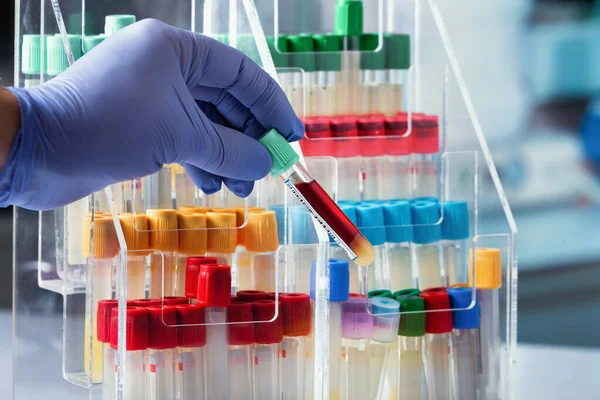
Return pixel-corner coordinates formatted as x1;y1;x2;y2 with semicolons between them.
184;256;218;303
97;300;118;400
382;200;415;289
21;34;42;88
82;214;119;383
448;287;481;400
383;34;410;116
144;165;173;209
357;117;386;200
147;209;179;298
310;258;350;400
110;306;149;400
280;293;312;400
367;296;401;400
411;114;440;198
175;304;207;400
395;293;427;400
118;213;151;300
175;212;208;297
442;201;470;285
340;296;374;400
313;34;343;116
227;301;256;400
356;204;388;292
244;210;280;292
288;35;318;118
147;305;179;400
410;201;444;289
469;248;502;399
197;263;232;399
383;114;412;200
330;119;362;202
420;288;457;400
253;300;283;400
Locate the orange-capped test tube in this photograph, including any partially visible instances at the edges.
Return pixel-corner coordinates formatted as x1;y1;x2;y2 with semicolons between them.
118;213;151;300
244;210;280;292
147;209;179;298
235;207;265;292
206;212;238;292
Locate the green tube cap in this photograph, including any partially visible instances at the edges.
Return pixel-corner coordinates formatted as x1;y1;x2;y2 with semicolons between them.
392;288;420;298
313;34;342;72
288;34;316;73
21;35;41;75
266;36;289;69
46;35;82;76
360;33;385;70
368;289;393;299
384;33;410;70
105;15;136;35
398;295;426;336
334;0;363;36
83;35;106;53
258;129;299;177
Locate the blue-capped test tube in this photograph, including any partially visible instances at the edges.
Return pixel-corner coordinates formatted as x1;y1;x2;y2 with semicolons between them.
356;204;388;294
410;201;444;289
448;287;481;400
289;205;319;293
442;201;470;285
382;200;415;290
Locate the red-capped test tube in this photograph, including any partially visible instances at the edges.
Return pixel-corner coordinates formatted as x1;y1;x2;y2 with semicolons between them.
110;306;149;400
147;305;179;400
227;301;256;400
301;118;336;194
198;263;232;399
420;288;457;400
185;256;218;304
175;304;207;400
97;300;118;400
253;300;284;400
330;118;362;201
280;293;312;400
384;114;412;199
411;114;440;198
258;129;375;267
357;116;385;200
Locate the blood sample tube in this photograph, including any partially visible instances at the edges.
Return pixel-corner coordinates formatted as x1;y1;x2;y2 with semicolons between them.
384;34;410;116
147;209;179;298
330;118;362;202
175;304;207;400
356;204;387;293
227;301;256;400
359;33;389;115
253;300;284;400
267;35;291;99
197;263;232;399
97;300;119;400
383;114;413;200
448;287;480;400
206;211;237;268
313;34;343;116
382;200;415;290
357;116;386;200
245;210;280;292
412;114;440;198
441;201;470;286
367;297;401;400
118;213;150;300
395;294;426;400
469;248;502;400
410;201;444;289
185;256;219;303
21;34;41;88
258;129;375;266
175;212;208;296
288;35;317;118
280;293;312;400
335;0;363;115
82;214;119;383
110;306;149;400
146;305;178;400
301;118;333;158
310;258;350;400
420;287;457;400
340;296;374;400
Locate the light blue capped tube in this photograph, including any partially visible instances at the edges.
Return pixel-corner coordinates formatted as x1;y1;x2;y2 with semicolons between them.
410;201;444;289
288;205;319;293
442;201;470;285
356;204;388;293
382;200;414;290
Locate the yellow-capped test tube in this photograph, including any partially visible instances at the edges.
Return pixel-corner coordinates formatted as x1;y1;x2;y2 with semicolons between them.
244;210;279;292
206;211;238;265
118;213;151;300
147;209;178;298
235;207;265;291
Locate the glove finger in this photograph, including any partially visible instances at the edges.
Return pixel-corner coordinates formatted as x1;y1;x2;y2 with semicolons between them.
196;100;232;127
222;177;255;198
182;163;223;195
193;87;266;140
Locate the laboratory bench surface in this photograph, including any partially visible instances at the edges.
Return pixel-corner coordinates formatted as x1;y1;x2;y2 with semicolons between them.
1;311;599;399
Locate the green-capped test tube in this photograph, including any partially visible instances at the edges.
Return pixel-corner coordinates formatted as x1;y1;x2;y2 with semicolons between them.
266;35;291;98
313;34;342;117
46;34;82;76
360;33;388;115
335;0;363;115
384;33;410;115
21;35;42;87
105;15;136;35
395;294;426;400
288;34;317;118
83;35;106;53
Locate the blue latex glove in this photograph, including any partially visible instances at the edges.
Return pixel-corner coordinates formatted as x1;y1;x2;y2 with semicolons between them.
3;19;303;210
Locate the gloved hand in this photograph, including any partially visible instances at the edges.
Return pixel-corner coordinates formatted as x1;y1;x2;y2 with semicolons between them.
3;19;303;211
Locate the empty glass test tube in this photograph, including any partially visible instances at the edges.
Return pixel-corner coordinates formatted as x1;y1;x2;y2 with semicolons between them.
357;117;386;200
118;213;151;300
175;304;207;400
227;301;256;400
147;209;179;298
175;212;208;297
410;201;444;289
441;201;470;286
383;114;413;200
253;300;283;400
356;204;388;292
330;118;362;202
147;305;179;400
383;200;415;289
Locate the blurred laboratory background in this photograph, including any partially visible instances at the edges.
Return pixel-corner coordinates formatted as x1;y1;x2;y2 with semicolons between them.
0;0;599;351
